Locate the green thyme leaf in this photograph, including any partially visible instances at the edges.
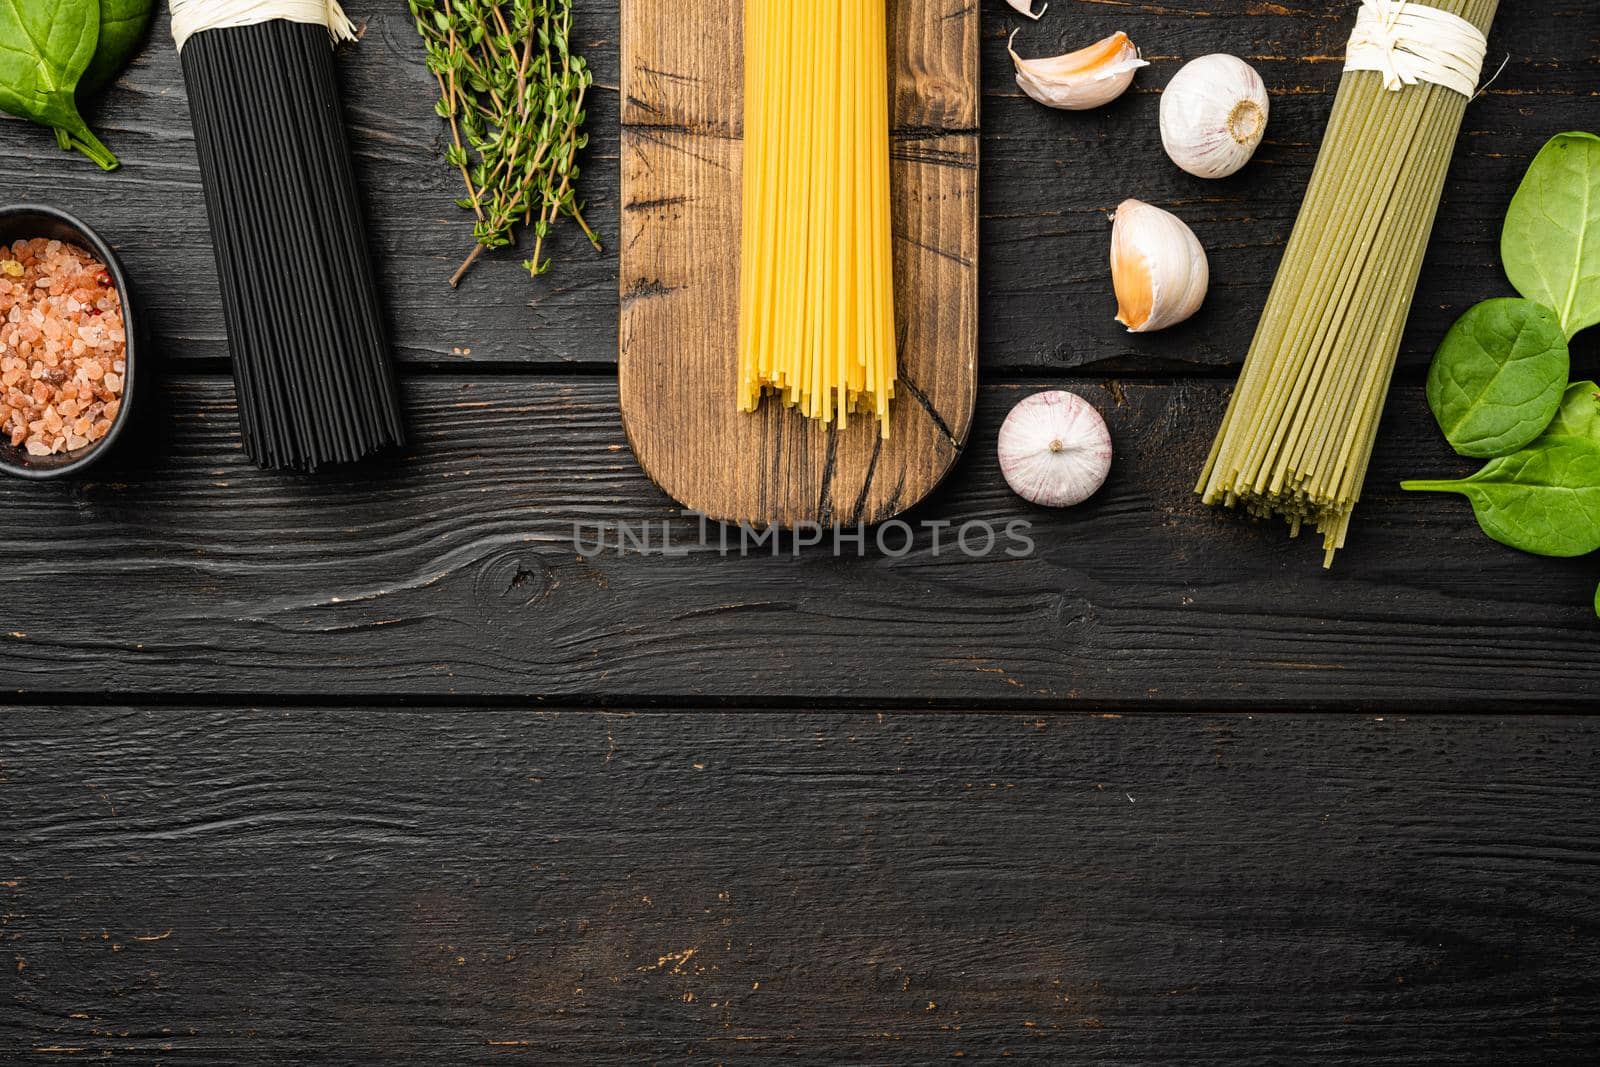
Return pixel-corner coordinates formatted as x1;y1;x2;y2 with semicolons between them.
411;0;598;286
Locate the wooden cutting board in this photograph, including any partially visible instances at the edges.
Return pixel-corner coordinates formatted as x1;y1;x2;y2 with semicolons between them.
618;0;979;527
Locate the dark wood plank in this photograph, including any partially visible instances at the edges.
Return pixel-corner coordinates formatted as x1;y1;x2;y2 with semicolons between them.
0;2;1591;371
0;375;1595;707
0;3;624;369
978;0;1598;372
4;708;1598;1062
618;0;978;525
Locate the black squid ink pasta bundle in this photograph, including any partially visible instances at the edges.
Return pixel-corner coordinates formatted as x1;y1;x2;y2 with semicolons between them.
171;0;404;471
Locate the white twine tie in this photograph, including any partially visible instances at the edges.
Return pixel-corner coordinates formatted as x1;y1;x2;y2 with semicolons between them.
169;0;357;53
1344;0;1487;98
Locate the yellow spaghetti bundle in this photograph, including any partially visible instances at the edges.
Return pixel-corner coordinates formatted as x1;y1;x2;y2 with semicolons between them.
737;0;896;438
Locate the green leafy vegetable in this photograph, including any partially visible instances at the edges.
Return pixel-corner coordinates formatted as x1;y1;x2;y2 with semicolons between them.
1547;379;1600;441
1502;132;1600;339
1414;134;1600;617
0;0;118;170
1402;437;1600;558
1425;298;1569;458
408;0;600;286
81;0;153;95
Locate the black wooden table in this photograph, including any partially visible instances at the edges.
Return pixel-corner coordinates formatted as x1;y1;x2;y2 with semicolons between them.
3;2;1598;1062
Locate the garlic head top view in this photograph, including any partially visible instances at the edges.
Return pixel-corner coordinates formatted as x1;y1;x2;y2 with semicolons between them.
1110;199;1209;333
1160;54;1269;179
1008;30;1148;111
998;391;1113;508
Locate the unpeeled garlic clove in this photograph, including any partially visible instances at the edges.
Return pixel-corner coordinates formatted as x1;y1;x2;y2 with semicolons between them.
1008;29;1148;111
998;391;1113;508
1160;54;1270;179
1109;199;1209;333
1005;0;1047;19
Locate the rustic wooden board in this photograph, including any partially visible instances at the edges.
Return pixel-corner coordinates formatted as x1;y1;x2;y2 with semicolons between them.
0;376;1597;707
6;708;1599;1062
616;0;979;526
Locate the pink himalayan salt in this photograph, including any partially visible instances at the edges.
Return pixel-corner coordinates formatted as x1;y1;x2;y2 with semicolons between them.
0;238;125;456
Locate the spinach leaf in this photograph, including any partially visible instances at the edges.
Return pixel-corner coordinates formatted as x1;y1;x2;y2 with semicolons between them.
1503;132;1600;339
1402;437;1600;558
0;0;118;170
81;0;154;96
1425;298;1569;458
1547;380;1600;441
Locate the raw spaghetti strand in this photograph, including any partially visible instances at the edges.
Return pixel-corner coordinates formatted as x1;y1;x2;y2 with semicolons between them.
1198;0;1499;564
737;0;896;438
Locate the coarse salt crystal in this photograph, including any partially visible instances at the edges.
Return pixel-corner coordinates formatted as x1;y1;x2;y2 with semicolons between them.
0;238;125;460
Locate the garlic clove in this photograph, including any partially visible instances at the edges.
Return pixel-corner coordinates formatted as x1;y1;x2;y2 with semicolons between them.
1008;29;1148;111
1159;54;1270;179
1110;199;1209;333
998;390;1113;508
1005;0;1047;19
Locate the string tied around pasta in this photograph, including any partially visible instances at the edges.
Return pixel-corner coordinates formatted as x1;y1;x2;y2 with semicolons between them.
1344;0;1487;98
169;0;357;53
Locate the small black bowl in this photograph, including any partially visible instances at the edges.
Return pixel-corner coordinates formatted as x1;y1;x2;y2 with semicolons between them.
0;204;137;479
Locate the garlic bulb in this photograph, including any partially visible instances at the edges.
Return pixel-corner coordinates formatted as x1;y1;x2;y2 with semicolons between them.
1008;30;1148;111
1005;0;1046;19
1159;55;1269;179
1110;199;1209;333
998;391;1113;508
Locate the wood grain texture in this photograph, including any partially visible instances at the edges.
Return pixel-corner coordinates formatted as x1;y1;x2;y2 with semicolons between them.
617;0;979;526
0;3;625;370
1;3;1592;374
0;6;1593;1061
0;376;1595;707
975;0;1600;373
4;708;1599;1063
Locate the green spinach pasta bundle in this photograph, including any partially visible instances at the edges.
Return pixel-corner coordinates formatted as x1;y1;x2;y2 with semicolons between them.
1198;0;1500;565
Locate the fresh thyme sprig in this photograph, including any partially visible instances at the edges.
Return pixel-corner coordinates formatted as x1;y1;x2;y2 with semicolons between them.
408;0;600;287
